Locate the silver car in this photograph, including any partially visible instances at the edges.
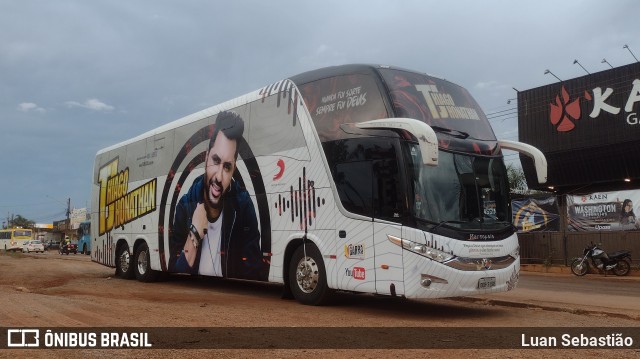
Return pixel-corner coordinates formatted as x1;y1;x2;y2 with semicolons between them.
22;240;45;253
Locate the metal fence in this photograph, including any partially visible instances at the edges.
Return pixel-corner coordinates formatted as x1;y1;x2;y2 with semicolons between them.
518;231;639;266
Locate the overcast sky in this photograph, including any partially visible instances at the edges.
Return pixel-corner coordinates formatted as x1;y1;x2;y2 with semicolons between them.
1;0;638;224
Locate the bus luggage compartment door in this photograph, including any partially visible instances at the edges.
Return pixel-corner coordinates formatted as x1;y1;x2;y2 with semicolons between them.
373;221;403;296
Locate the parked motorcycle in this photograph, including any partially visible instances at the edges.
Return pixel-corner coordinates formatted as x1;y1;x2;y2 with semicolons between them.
570;242;632;276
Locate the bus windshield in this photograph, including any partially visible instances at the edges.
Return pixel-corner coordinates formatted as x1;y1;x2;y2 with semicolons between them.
404;142;510;231
378;68;496;142
13;230;32;238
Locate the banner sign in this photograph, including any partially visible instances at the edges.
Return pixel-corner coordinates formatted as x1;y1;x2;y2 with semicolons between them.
3;327;639;349
518;62;640;188
567;190;640;231
512;196;560;232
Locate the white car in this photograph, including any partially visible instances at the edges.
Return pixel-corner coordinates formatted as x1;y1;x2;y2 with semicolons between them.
22;240;45;253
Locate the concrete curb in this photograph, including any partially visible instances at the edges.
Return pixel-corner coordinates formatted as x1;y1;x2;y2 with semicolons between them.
452;296;640;322
453;267;640;321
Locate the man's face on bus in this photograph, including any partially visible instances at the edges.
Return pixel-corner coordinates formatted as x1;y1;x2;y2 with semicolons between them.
204;132;237;211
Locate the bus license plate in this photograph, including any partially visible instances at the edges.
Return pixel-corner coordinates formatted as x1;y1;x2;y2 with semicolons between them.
478;277;496;289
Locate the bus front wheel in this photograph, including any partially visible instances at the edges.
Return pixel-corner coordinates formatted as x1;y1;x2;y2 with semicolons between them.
288;243;333;306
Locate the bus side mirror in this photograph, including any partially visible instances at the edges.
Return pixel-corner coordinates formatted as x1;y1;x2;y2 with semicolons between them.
498;139;548;184
355;118;438;166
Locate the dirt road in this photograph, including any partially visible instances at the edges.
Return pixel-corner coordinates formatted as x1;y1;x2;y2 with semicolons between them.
1;251;638;358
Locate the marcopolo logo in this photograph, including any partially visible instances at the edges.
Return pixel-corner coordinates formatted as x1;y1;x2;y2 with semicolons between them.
549;79;640;133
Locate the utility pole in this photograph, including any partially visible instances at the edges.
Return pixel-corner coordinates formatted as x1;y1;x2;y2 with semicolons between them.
66;198;71;239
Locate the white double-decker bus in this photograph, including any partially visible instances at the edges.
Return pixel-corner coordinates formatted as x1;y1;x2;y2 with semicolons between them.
91;64;546;305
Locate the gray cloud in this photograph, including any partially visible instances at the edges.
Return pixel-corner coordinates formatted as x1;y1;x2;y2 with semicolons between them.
0;0;638;222
64;99;115;111
17;102;45;113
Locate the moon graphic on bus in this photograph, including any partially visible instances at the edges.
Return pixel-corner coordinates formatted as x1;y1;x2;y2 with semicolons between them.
273;159;285;180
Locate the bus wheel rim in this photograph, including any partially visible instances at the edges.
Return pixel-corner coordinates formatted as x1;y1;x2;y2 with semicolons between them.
295;256;319;293
120;250;130;273
137;250;148;275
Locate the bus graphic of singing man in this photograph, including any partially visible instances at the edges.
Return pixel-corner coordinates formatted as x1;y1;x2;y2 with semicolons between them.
168;111;263;280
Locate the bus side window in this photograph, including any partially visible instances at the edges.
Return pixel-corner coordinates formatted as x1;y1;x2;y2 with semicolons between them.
335;161;373;217
373;159;403;221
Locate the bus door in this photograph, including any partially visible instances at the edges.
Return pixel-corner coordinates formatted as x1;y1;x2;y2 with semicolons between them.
334;160;377;294
330;138;406;295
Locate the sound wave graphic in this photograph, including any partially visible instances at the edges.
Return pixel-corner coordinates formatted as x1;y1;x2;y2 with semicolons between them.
274;167;326;230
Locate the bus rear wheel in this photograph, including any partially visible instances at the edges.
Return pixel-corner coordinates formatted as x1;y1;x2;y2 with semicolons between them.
115;244;135;279
288;243;332;306
134;242;159;282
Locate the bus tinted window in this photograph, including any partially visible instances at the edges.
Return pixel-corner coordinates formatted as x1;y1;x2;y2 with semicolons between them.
298;74;389;142
373;159;403;221
324;137;404;219
378;68;496;142
335;161;373;217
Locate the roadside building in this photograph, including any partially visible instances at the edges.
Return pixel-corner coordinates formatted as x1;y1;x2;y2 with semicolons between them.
515;61;640;265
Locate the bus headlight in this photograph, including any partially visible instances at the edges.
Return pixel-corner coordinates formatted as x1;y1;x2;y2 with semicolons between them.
387;235;454;263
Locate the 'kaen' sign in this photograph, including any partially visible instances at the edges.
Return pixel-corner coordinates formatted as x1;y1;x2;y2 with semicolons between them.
518;62;640;188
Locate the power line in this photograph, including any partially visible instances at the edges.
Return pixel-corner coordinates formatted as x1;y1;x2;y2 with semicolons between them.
486;111;517;121
485;107;517;117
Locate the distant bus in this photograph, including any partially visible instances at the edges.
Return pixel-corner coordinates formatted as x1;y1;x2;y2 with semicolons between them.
92;64;546;305
77;220;91;255
0;228;33;251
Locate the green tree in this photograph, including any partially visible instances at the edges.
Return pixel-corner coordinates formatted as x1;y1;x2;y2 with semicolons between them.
8;214;35;229
506;163;528;194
